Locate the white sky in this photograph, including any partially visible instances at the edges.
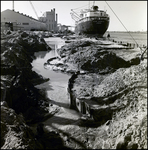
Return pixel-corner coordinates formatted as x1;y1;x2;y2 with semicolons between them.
1;1;147;31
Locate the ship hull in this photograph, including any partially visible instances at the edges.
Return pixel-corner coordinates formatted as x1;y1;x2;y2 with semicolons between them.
75;19;109;36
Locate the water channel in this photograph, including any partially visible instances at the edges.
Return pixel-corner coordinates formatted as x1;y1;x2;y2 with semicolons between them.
31;37;81;129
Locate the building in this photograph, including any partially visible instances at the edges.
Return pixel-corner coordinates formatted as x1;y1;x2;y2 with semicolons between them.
57;24;75;32
1;8;58;33
1;9;47;31
57;24;68;32
39;8;58;32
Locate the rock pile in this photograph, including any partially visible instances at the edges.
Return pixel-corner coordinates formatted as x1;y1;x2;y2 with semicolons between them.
66;60;147;149
45;39;142;74
1;104;67;149
1;31;66;149
1;105;43;149
1;31;51;119
44;38;147;149
1;32;147;149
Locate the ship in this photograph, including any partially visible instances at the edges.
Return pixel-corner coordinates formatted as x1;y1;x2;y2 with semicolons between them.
71;2;110;36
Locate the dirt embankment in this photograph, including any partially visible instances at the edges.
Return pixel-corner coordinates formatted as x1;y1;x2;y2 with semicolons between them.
1;31;52;121
66;60;147;149
44;38;147;149
1;31;67;149
1;32;147;149
45;39;142;73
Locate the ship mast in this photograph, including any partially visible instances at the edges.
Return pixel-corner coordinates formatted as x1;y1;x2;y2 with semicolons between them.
12;0;14;11
93;1;95;7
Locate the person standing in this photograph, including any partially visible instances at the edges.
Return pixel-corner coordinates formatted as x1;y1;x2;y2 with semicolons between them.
107;33;110;39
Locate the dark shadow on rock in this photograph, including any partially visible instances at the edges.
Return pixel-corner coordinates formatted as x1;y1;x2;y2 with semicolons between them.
1;31;52;116
58;128;89;149
36;124;72;149
23;106;47;124
43;113;104;128
81;51;131;73
49;99;70;109
129;57;140;66
35;81;54;91
45;124;88;149
44;115;78;126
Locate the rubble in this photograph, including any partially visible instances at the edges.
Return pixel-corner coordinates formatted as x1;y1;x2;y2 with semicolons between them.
45;38;147;149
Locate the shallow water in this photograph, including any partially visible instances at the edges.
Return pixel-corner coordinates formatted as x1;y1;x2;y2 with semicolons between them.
31;37;81;122
104;31;147;46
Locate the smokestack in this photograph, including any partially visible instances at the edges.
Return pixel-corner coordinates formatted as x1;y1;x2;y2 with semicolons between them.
56;14;58;23
12;1;14;11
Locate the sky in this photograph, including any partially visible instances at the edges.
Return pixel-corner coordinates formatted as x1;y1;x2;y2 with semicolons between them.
1;1;147;31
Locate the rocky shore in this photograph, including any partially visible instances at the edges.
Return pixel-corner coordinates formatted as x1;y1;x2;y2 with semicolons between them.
1;31;67;149
44;37;147;149
1;31;147;149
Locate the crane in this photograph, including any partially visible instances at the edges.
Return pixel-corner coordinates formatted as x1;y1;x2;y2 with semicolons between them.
29;1;39;19
70;9;81;22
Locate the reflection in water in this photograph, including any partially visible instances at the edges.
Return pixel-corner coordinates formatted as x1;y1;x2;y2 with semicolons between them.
33;37;82;127
34;44;58;59
34;51;47;59
32;37;71;106
35;81;54;91
34;44;56;59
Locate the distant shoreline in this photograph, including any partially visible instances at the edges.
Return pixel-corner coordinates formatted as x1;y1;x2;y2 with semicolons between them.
107;31;147;33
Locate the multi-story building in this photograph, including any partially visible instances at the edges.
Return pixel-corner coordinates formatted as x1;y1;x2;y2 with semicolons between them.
1;9;47;31
1;8;58;32
39;8;58;32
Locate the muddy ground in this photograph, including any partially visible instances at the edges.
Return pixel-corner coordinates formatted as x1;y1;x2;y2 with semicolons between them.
1;31;147;149
44;37;147;149
1;31;67;149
